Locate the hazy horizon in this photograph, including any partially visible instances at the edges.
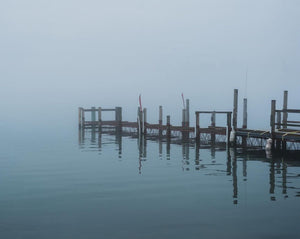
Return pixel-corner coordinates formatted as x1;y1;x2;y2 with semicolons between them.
1;0;299;130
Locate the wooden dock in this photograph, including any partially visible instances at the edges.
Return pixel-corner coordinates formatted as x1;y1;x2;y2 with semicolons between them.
78;89;300;151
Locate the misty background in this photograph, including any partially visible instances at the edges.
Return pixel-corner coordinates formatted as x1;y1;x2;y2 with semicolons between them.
1;0;299;135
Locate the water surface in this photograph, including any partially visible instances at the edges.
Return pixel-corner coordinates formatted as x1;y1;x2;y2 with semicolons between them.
0;127;300;239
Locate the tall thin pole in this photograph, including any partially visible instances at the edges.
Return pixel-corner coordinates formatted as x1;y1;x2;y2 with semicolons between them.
233;89;238;130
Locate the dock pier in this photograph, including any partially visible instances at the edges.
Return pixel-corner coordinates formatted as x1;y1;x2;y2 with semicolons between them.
78;90;300;151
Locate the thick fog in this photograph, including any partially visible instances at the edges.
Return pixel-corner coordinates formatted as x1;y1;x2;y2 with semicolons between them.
1;0;299;131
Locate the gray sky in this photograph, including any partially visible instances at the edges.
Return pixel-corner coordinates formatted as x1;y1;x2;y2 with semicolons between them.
1;0;299;129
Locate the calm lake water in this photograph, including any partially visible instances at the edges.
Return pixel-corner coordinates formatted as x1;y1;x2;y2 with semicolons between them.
1;126;300;239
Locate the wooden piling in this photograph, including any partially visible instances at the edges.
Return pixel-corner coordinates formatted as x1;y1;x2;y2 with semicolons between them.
91;107;96;122
166;115;171;139
137;107;143;135
283;90;288;129
242;98;247;129
182;109;186;127
186;99;190;127
82;108;85;128
98;107;102;129
159;106;163;137
115;107;122;124
196;112;200;142
276;111;281;150
143;108;147;135
233;89;238;130
115;107;122;133
282;91;288;150
78;107;82;128
271;100;276;149
211;111;216;143
226;112;231;145
242;98;247;147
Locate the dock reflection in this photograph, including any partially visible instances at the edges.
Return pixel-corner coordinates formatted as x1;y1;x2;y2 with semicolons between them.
78;127;300;204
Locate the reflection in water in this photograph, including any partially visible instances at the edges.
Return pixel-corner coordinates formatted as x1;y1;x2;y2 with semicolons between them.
270;159;275;200
195;142;200;170
78;128;300;204
282;159;287;195
166;138;171;161
159;139;162;160
138;135;147;174
229;148;238;204
182;142;190;171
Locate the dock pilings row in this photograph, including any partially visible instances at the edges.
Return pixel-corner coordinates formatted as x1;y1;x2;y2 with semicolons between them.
78;89;300;150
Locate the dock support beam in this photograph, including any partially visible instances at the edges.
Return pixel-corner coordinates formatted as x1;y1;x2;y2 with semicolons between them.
159;106;163;137
143;108;147;135
196;112;200;143
276;111;281;150
282;91;288;150
182;99;190;141
137;107;144;135
242;98;247;147
98;107;102;130
82;108;85;128
78;107;82;129
166;115;171;139
91;107;96;123
283;90;288;129
115;107;122;133
270;100;276;149
226;112;232;145
186;99;190;127
211;111;216;143
233;89;238;130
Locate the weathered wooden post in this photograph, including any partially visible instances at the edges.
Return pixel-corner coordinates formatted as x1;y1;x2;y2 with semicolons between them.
283;90;288;129
270;100;276;149
182;108;187;140
282;91;288;150
137;107;143;135
233;89;238;130
276;111;281;150
143;108;147;135
242;98;247;147
182;99;190;141
186;99;190;127
242;98;247;129
82;108;85;128
115;107;122;133
226;112;232;145
211;111;216;143
98;107;102;130
182;109;186;127
115;107;122;125
196;112;200;143
159;106;163;137
78;107;82;128
91;107;96;123
166;115;171;139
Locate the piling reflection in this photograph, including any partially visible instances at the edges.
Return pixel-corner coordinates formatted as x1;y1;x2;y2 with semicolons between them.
229;148;238;204
166;138;171;161
269;159;275;200
78;127;300;203
182;142;190;171
138;135;147;174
